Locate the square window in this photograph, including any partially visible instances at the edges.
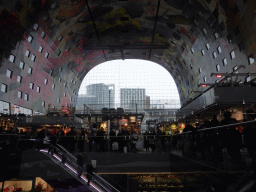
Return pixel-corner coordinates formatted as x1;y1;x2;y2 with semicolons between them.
248;54;255;65
44;79;48;85
25;49;30;57
212;51;217;59
39;46;43;53
202;28;207;35
28;67;33;74
223;58;227;66
205;43;210;50
45;52;49;58
17;75;22;83
203;76;207;82
58;35;63;41
31;54;36;62
9;55;15;63
230;50;235;59
41;31;46;38
37;86;41;93
216;64;220;71
42;102;45;107
199;68;202;73
214;32;219;39
24;94;29;101
33;23;39;31
28;35;33;43
217;46;222;54
6;69;12;78
18;91;22;98
1;84;7;93
201;50;205;56
191;48;194;54
30;82;34;89
19;61;25;69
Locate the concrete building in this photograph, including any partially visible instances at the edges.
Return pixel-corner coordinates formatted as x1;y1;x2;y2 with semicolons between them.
120;88;146;109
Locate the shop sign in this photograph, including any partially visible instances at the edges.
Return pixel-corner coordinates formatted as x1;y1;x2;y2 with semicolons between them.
97;117;102;122
130;116;136;123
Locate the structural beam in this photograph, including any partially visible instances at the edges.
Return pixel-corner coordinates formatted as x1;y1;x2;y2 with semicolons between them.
83;44;169;50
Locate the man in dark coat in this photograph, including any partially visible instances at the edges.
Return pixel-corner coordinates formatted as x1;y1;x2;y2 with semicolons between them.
86;161;93;186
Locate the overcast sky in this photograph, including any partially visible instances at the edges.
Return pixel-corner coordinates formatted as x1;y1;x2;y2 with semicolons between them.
78;59;180;105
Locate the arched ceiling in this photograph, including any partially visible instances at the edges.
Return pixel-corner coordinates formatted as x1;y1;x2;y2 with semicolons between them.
0;0;256;114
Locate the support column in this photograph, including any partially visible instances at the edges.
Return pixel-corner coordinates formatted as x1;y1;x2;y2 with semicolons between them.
155;174;158;192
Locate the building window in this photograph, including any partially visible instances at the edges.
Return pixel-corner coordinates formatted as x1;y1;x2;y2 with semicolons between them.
191;48;194;54
205;43;210;50
41;31;46;38
49;70;53;76
6;69;12;78
217;46;222;54
42;101;45;107
30;82;34;89
190;65;193;70
19;61;25;69
28;35;33;43
57;50;61;56
31;55;36;62
199;68;202;73
68;31;73;36
202;28;207;35
9;55;15;63
64;92;66;97
246;76;251;83
227;34;233;43
28;67;33;74
25;49;30;57
50;22;55;29
17;75;22;83
216;64;220;71
1;84;7;93
64;83;67;87
248;54;255;65
18;91;22;98
223;58;227;66
203;76;206;82
58;77;61;82
33;23;39;31
214;32;219;39
201;50;205;56
43;15;49;21
52;84;55;89
239;42;245;52
37;86;40;93
74;81;76;85
44;79;48;85
45;52;49;58
24;94;29;101
212;52;217;59
39;46;43;53
58;35;63;41
71;79;73;83
59;66;62;72
230;50;235;59
57;98;60;103
233;65;238;73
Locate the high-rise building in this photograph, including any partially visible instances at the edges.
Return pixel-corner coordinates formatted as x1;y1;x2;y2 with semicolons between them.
146;95;150;109
120;88;146;110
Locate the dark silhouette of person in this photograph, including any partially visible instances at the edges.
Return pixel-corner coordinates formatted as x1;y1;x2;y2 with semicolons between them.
48;133;57;155
57;128;65;146
67;127;76;153
182;121;196;157
78;131;85;153
109;129;116;152
86;161;94;186
88;131;94;152
36;129;45;150
77;153;83;178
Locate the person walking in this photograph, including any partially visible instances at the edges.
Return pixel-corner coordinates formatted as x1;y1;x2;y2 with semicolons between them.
86;161;94;186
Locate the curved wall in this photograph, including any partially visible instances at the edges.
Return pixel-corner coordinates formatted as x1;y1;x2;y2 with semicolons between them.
0;0;255;114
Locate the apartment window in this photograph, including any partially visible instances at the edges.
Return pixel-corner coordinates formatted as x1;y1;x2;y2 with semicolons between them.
37;86;41;93
28;67;33;74
205;43;210;50
18;91;22;98
194;19;199;26
64;92;66;97
202;28;207;35
58;35;63;41
45;52;49;58
43;15;49;21
44;79;48;85
64;83;67;87
233;66;238;73
248;54;255;65
70;97;72;101
203;76;207;82
17;75;22;83
58;77;61;82
223;58;227;66
199;68;202;73
50;22;55;30
33;23;39;31
9;55;15;63
42;101;45;107
59;66;62;72
25;49;30;57
41;31;46;38
1;84;7;93
201;50;205;56
39;46;43;53
57;98;60;103
230;50;235;59
217;46;222;54
31;54;36;62
6;69;12;78
191;48;194;54
246;76;251;83
52;84;55;89
227;34;233;43
190;65;193;70
212;51;217;59
214;32;219;39
57;50;61;56
28;35;33;43
71;79;73;83
216;64;220;71
19;61;25;69
239;42;245;52
30;82;34;89
49;70;53;76
74;81;76;85
24;94;29;101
